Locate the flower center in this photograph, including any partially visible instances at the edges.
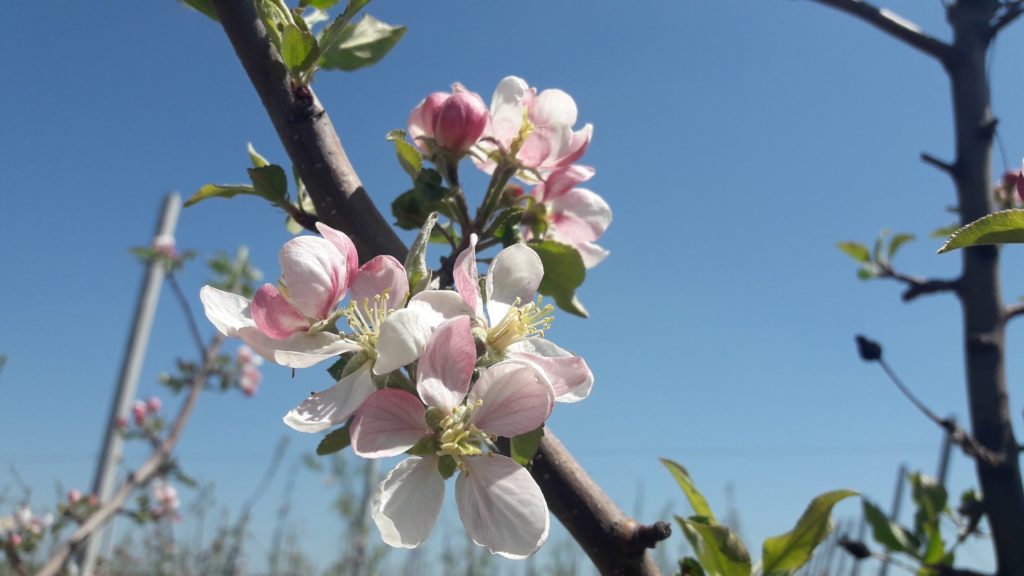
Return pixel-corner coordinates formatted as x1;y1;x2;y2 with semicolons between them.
340;289;395;353
486;296;554;352
436;401;489;463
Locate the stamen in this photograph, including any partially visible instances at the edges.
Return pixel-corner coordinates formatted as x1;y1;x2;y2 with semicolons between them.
485;296;555;352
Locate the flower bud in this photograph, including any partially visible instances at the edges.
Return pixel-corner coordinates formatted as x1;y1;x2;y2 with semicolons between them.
68;489;82;504
9;534;22;547
147;396;162;414
433;87;488;155
116;416;128;429
408;92;449;148
132;400;147;426
1017;161;1024;204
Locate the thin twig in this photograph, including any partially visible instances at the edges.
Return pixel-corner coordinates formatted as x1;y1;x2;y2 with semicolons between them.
878;265;959;301
1003;301;1024;322
808;0;953;62
4;543;27;576
921;152;957;176
33;336;223;576
167;273;207;360
856;335;1006;468
991;1;1024;36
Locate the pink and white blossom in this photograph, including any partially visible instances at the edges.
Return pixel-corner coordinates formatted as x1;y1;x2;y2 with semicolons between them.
474;76;592;182
409;84;489;156
525;165;612;268
152;479;180;520
351;317;553;558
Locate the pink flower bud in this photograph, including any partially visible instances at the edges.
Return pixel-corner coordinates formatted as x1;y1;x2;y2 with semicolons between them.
68;489;82;504
1017;162;1024;204
433;87;489;155
236;345;254;366
132;400;147;426
116;416;128;429
87;495;99;507
147;397;162;414
152;234;177;259
408;92;450;149
9;534;21;547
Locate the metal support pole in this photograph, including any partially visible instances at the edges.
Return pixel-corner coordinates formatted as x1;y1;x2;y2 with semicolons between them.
879;464;907;576
78;193;181;575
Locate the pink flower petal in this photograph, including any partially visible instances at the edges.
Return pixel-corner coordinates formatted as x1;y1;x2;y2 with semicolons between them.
316;222;359;286
283;363;375;433
529;88;578;129
575;241;609;269
279;235;347;320
536;165;595;202
469;362;553;437
507;338;594;402
351;255;409;310
453;234;483;315
548;188;611;242
351;389;430;458
372;457;444;549
251;284;309;339
554;124;593;169
417;316;475;412
456;454;549;559
408;92;449;150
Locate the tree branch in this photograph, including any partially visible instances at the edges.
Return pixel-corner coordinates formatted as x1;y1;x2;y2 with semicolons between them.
921;151;957;176
878;265;959;301
990;1;1024;36
1003;301;1024;322
809;0;953;62
34;335;224;576
207;2;668;573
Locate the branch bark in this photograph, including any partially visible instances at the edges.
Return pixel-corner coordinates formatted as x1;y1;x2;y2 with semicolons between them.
877;266;959;301
35;336;224;576
809;0;953;62
207;1;668;573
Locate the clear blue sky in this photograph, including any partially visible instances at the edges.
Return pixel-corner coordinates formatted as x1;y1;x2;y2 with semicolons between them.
3;0;1023;572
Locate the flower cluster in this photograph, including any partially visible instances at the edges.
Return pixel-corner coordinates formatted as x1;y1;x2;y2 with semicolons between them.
408;76;611;267
1;505;53;549
200;224;593;557
236;345;263;396
150;479;180;521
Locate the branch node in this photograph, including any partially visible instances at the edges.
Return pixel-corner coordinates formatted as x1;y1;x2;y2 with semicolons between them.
631;521;673;551
921;152;957;176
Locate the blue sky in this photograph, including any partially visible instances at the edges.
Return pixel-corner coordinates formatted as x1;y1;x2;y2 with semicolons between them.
3;0;1023;572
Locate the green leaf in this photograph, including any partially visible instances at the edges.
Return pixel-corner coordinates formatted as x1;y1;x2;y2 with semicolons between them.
677;516;751;576
938;209;1024;253
887;233;915;261
660;458;716;522
319;15;406;72
316;424;351;455
391;170;450;230
179;0;219;21
510;426;545;467
837;242;871;263
856;266;878;281
679;557;707;576
930;224;959;239
248;164;289;203
386;129;422;180
282;24;320;74
872;232;884;263
184;183;257;207
863;500;918;555
246;142;270;168
405;212;438;295
530;241;588;318
761;489;858;575
306;0;341;9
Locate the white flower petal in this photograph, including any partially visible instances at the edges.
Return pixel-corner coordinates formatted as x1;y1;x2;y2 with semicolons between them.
409;289;475;319
469;362;553;437
416;317;475;412
278;235;347;320
508;339;594;402
350;389;429;458
489;76;529;147
375;307;437;374
271;332;361;369
283;363;375;433
456;454;549;559
530;88;578;130
574;241;609;269
372;457;444;549
486;243;543;309
199;285;252;337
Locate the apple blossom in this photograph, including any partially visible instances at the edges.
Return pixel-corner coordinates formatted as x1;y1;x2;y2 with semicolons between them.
146;396;162;414
9;533;22;547
152;479;180;520
524;165;612;269
409;84;489;156
236;345;263;396
68;489;82;505
132;400;148;426
474;76;592;181
351;316;553;558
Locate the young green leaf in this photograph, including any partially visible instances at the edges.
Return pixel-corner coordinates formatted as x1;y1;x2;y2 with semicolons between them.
282;24;320;75
319;15;406;72
679;557;708;576
184;184;257;207
405;212;438;295
677;517;751;576
887;233;915;261
530;240;588;318
306;0;341;9
510;426;545;467
316;424;351;455
386;129;423;180
248;164;289;203
836;241;871;264
862;500;919;555
938;209;1024;253
761;490;857;575
247;142;270;168
661;458;716;522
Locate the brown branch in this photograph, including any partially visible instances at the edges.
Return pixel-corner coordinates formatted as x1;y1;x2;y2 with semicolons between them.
991;1;1024;36
808;0;953;62
210;0;406;264
206;2;668;573
878;265;959;301
1003;301;1024;322
921;151;957;176
34;336;224;576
